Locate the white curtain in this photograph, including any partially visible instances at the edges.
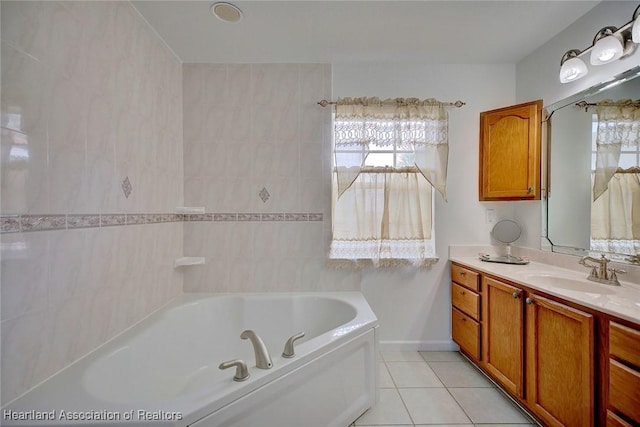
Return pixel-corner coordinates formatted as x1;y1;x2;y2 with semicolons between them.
592;100;640;201
330;170;436;267
334;97;449;200
591;171;640;255
330;96;450;267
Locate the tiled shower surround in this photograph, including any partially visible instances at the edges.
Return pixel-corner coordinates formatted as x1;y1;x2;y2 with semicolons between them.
1;2;356;407
1;1;183;404
182;64;360;293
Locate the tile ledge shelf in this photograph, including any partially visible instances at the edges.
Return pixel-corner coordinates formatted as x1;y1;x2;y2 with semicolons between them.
174;257;206;268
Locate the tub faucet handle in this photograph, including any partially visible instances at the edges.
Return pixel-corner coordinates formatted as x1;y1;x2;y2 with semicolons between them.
240;330;273;369
218;359;250;382
282;332;306;358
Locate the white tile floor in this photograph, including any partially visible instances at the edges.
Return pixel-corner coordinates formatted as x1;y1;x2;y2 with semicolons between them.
350;351;537;427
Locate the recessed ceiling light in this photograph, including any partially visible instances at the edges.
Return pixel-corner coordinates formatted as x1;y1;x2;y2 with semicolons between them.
211;2;242;23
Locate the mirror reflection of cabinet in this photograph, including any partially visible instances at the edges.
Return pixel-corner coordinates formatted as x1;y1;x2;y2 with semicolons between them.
479;100;543;201
544;67;640;262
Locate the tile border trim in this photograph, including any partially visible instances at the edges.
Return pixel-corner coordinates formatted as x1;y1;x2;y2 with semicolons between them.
1;212;324;233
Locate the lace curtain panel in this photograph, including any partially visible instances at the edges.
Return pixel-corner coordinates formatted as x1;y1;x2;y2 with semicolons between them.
593;100;640;201
334;97;449;200
330;171;437;267
591;171;640;255
330;97;449;267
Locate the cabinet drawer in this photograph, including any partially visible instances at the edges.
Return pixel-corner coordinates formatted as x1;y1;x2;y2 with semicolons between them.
610;322;640;368
451;283;480;320
607;410;633;427
609;359;640;423
452;307;480;361
451;264;479;291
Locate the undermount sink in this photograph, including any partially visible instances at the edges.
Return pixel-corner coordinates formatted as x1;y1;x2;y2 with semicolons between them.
523;274;616;295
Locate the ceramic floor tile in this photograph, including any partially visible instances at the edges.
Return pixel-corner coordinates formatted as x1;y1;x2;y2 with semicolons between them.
379;362;395;388
381;351;425;362
473;424;533;426
399;388;472;424
354;388;413;426
419;351;465;362
428;361;495;388
386;361;444;388
448;388;531;424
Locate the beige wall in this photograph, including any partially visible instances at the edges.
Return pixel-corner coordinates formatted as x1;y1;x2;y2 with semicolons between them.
1;1;184;404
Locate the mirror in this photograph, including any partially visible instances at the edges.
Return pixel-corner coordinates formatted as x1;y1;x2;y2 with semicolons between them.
543;66;640;264
481;220;528;265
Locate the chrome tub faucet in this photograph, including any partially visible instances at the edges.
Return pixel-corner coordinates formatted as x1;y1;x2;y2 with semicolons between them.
241;330;273;369
218;359;250;382
579;254;625;286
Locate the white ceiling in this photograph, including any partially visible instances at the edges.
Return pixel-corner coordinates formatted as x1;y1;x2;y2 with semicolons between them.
132;1;601;64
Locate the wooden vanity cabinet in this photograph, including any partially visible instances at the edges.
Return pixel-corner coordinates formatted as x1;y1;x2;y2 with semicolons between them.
451;264;481;361
479;100;542;201
608;322;640;425
482;276;525;397
452;263;597;426
525;293;594;427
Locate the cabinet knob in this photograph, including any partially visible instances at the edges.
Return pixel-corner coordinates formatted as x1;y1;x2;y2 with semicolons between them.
525;297;534;305
459;271;466;276
512;292;520;299
528;187;533;193
460;290;465;295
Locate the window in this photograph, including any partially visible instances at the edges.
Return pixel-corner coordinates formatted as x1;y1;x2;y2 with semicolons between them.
329;97;450;267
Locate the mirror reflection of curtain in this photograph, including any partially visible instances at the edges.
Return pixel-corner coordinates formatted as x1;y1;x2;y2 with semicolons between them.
591;170;640;255
592;100;640;201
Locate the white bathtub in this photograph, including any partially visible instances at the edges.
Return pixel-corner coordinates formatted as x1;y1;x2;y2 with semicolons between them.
3;293;379;427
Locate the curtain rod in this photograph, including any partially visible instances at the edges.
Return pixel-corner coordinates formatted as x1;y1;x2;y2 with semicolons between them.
317;99;466;108
576;100;640;111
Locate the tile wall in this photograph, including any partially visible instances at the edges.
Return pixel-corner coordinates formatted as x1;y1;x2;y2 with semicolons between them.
0;1;184;404
182;64;360;292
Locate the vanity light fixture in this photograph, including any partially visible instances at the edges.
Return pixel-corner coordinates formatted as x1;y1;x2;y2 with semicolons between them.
591;27;625;65
633;5;640;42
560;50;588;83
560;4;640;83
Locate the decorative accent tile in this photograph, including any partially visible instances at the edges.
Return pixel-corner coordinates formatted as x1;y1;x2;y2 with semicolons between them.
285;213;309;221
258;187;270;203
1;215;21;233
187;214;213;221
21;215;67;232
146;214;164;224
214;213;237;221
126;214;146;225
309;213;323;221
67;214;100;229
238;213;262;221
262;213;284;221
100;214;126;227
161;213;182;222
121;176;132;199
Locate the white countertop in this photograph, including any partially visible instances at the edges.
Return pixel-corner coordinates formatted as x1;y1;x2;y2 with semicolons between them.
449;256;640;324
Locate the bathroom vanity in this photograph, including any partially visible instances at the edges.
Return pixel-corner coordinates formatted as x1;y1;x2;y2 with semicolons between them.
449;257;640;427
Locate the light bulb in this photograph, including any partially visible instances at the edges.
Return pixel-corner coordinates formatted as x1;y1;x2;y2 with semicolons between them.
590;34;623;65
559;50;588;84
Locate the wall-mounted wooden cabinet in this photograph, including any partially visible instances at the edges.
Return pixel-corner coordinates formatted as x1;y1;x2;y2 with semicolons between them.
479;100;543;201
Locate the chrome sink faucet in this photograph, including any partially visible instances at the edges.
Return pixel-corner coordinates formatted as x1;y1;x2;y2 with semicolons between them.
241;330;273;369
579;254;625;286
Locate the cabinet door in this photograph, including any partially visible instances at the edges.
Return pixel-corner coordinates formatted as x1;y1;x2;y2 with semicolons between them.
479;100;542;201
526;294;594;427
482;276;524;397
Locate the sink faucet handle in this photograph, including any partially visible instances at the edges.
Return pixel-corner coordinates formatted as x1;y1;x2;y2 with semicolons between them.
219;359;250;382
282;332;306;358
607;268;625;286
